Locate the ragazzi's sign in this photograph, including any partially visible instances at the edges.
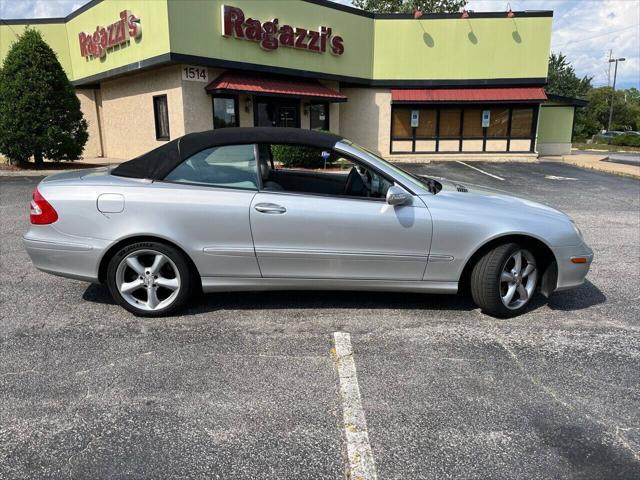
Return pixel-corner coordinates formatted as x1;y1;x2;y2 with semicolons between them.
221;5;345;56
78;10;142;58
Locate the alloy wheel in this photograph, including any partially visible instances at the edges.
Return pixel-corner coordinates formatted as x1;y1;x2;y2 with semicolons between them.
499;249;537;310
115;249;181;311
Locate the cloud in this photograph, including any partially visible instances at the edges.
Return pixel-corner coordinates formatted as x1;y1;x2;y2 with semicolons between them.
0;0;86;19
2;0;638;88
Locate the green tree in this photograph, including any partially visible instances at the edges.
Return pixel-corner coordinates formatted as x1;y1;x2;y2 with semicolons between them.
0;29;87;167
584;87;640;133
546;53;592;99
352;0;466;14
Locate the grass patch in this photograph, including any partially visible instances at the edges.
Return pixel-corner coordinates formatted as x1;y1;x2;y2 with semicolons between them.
572;143;640;153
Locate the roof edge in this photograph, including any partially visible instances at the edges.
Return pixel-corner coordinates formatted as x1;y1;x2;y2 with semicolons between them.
545;93;589;107
71;52;547;88
2;0;552;24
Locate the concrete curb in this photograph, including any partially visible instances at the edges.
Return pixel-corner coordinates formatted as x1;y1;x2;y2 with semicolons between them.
0;170;73;177
0;162;111;177
560;154;640;180
390;156;539;164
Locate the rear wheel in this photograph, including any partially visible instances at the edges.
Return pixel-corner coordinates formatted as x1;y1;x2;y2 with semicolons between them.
471;243;538;318
106;241;193;317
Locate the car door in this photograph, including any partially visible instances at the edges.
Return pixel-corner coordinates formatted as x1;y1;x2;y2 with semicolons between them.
159;143;261;278
249;190;432;280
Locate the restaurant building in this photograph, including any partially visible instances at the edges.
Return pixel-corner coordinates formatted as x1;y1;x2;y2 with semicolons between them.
0;0;577;160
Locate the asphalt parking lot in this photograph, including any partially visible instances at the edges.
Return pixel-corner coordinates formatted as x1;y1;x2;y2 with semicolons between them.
1;161;639;479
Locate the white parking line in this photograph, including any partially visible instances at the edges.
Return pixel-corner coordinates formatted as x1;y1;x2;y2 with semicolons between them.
545;175;577;180
456;161;505;181
333;332;378;480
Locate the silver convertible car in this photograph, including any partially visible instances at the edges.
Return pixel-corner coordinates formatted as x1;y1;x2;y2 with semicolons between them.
24;128;593;318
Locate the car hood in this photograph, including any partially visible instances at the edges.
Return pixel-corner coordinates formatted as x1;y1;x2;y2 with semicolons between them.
418;176;583;247
430;177;570;220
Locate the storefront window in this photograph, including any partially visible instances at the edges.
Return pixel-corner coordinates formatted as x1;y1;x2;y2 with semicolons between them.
153;95;170;141
510;108;534;137
462;109;483;138
390;105;536;154
391;109;412;139
213;96;238;129
439;109;461;138
487;108;509;137
310;103;329;130
415;109;437;137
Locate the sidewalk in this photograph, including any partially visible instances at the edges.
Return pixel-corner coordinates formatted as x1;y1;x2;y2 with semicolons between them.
0;157;122;176
543;153;640;180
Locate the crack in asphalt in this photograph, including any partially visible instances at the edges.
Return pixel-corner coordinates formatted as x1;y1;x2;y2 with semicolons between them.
493;333;640;461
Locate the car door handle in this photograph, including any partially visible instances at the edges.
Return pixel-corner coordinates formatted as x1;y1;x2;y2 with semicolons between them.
254;203;287;214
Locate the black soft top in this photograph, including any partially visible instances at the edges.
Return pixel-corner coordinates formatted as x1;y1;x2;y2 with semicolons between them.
111;127;344;180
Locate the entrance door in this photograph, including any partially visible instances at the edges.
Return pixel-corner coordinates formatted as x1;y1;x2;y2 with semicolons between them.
255;97;300;127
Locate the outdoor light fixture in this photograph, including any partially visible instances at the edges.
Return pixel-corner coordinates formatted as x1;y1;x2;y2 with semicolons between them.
414;8;423;19
244;97;252;113
461;8;470;19
607;57;626;131
506;3;515;17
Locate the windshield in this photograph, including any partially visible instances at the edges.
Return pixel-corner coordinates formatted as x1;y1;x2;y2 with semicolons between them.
343;140;441;194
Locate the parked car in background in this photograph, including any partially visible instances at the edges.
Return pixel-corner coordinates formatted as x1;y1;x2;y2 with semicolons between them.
23;128;593;318
592;131;624;144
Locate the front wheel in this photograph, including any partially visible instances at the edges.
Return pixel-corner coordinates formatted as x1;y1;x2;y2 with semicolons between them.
106;241;193;317
470;243;538;318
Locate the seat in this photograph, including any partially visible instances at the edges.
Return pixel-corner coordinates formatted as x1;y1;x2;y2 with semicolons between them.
258;146;284;191
343;167;368;197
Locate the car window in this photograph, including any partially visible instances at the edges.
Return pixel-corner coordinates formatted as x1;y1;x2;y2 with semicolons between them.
259;144;392;199
164;144;258;189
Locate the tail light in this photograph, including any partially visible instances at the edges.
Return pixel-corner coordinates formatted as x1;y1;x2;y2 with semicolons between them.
30;188;58;224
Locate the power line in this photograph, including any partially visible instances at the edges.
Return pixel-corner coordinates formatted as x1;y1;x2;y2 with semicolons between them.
0;17;21;38
554;23;639;48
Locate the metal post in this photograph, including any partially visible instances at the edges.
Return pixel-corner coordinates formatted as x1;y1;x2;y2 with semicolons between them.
607;57;625;132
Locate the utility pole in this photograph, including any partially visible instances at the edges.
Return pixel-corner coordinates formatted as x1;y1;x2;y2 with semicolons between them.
607;50;612;87
607;57;625;132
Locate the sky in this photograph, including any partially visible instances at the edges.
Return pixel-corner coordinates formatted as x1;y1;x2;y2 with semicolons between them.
1;0;638;88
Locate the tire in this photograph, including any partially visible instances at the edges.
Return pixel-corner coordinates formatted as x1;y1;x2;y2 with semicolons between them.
106;241;193;317
470;242;538;318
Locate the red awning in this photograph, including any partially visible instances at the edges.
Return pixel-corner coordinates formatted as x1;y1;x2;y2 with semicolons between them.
206;71;347;102
392;87;547;103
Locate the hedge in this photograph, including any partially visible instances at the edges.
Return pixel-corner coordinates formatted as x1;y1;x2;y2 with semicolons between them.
610;134;640;147
271;144;335;168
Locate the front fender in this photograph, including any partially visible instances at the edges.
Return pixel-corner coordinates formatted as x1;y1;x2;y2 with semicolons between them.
422;192;577;282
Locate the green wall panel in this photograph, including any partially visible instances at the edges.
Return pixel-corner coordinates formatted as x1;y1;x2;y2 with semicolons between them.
66;0;171;82
538;106;575;144
373;17;551;80
1;23;72;76
167;0;374;79
0;0;552;83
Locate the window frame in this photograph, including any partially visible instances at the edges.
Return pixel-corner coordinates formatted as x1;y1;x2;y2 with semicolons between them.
257;143;404;203
153;94;170;141
212;94;240;129
390;103;539;154
309;102;330;131
160;143;260;192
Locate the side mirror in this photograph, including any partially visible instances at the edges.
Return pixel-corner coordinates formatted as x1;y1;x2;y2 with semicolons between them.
386;185;410;206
